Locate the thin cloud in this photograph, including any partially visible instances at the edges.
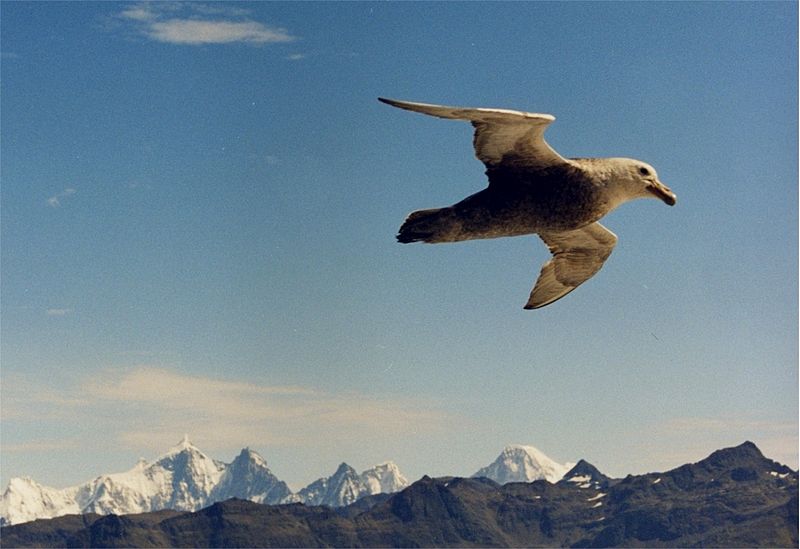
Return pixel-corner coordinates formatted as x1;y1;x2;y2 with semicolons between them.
7;366;450;454
119;3;296;46
3;439;80;454
46;308;72;317
47;188;76;208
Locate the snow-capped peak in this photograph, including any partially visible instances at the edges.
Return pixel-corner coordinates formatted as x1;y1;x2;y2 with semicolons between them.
473;444;573;484
158;434;199;459
240;447;268;468
1;440;411;526
290;461;410;508
360;461;409;494
209;448;291;505
0;477;80;527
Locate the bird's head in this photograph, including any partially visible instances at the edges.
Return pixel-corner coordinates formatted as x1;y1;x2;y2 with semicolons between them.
606;158;676;207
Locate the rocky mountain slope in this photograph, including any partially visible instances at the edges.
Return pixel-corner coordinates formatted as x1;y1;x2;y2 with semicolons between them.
3;442;796;548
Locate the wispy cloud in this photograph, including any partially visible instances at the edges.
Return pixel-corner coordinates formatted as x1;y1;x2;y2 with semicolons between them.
46;308;72;317
47;188;76;208
3;439;81;454
5;366;449;454
118;3;296;46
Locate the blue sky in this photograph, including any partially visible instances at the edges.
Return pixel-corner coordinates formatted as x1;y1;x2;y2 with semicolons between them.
1;1;797;490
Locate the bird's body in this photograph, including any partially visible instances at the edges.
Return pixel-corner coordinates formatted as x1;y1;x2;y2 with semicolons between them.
379;97;676;309
398;161;606;243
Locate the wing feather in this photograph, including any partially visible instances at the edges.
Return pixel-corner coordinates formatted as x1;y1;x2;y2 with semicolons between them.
525;223;618;309
378;97;567;169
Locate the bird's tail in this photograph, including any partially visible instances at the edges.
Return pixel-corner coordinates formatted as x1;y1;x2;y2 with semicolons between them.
397;207;460;243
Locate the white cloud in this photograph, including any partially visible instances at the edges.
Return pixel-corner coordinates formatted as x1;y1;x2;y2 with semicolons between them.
47;188;76;208
148;19;293;45
6;366;449;454
119;5;156;22
119;3;296;46
46;308;72;317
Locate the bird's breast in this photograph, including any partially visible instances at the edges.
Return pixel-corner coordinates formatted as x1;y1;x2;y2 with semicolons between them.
481;166;605;232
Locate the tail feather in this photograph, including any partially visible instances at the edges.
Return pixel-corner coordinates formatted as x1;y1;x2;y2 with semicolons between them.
397;208;456;243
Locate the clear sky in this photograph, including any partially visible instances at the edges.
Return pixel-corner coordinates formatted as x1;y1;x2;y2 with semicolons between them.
1;1;797;491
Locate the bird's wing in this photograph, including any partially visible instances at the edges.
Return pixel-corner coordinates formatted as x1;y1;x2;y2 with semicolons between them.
525;222;618;309
378;98;568;169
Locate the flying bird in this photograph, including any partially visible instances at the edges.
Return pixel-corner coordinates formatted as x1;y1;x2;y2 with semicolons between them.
379;97;677;309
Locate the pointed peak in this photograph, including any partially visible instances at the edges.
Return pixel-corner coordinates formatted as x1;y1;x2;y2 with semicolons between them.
474;443;571;484
334;462;357;476
502;444;551;461
561;460;611;484
370;461;400;471
6;477;44;490
235;447;268;467
157;435;203;460
700;441;767;468
167;434;193;449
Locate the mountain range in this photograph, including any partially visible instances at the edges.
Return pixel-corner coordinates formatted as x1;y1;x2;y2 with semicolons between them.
2;441;796;548
0;438;574;527
0;435;409;527
1;438;575;527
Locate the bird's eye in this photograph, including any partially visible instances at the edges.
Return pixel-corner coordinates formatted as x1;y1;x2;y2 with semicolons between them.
638;166;650;176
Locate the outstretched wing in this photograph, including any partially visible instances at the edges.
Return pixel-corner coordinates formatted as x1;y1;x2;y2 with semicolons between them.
525;223;618;309
378;97;568;169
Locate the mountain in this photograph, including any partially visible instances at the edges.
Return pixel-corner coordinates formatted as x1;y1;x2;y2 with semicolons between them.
360;461;409;494
209;448;291;505
3;442;795;548
0;437;408;526
0;436;226;526
473;444;573;484
0;477;82;526
559;459;614;489
290;461;409;507
81;435;226;516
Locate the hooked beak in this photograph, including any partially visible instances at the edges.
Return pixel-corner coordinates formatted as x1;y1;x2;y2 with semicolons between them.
647;179;677;206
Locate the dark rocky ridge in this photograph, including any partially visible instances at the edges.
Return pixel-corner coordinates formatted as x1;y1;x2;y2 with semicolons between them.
2;442;796;548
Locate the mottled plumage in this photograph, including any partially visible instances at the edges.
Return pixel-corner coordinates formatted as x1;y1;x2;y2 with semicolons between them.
380;98;676;309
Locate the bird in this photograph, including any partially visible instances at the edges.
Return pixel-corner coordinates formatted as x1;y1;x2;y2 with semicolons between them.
379;97;677;309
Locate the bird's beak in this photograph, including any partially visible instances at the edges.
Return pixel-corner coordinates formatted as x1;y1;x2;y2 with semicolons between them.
648;180;677;206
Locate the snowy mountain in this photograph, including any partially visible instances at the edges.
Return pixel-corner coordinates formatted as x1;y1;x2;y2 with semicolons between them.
290;461;409;507
0;436;226;526
0;437;407;526
472;444;573;484
359;461;408;494
82;436;227;516
0;478;82;526
210;448;291;505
